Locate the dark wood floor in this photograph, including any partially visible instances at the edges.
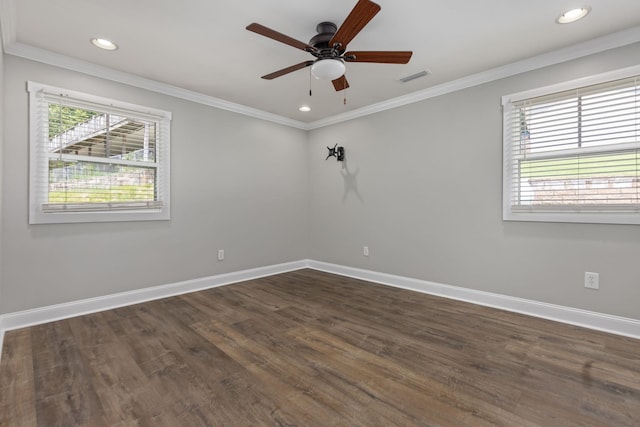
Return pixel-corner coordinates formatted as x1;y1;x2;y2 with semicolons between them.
1;269;639;426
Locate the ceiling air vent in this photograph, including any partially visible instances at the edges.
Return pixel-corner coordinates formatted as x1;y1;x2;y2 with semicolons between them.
399;70;431;83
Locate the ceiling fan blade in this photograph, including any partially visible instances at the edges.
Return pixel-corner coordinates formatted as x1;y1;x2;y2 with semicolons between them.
261;61;314;80
344;51;413;64
329;0;381;50
246;23;316;52
332;75;350;91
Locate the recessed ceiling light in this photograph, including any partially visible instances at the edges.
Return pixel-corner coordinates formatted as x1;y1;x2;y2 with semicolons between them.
91;38;118;51
556;7;591;24
298;105;311;112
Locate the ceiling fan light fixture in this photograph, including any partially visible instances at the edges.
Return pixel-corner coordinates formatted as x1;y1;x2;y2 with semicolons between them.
311;59;346;80
556;7;591;24
298;105;312;112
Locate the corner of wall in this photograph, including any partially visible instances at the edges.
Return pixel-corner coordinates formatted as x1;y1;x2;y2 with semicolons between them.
303;129;313;261
0;37;5;318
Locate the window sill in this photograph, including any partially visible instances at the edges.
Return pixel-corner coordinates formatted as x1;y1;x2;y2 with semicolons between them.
503;210;640;225
29;208;170;225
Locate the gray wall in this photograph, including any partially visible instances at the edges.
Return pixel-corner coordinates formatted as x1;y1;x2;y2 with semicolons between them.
2;43;640;321
0;50;4;312
1;56;309;314
307;42;640;320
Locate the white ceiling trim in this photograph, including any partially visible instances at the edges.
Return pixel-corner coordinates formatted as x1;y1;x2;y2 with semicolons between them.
0;0;639;132
307;25;640;130
3;42;310;130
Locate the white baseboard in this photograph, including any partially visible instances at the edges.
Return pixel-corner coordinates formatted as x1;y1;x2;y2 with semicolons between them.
2;259;638;365
0;260;307;334
307;260;640;340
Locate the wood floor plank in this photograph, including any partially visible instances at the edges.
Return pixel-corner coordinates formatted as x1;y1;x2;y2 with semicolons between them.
1;269;640;426
30;321;107;426
179;289;253;326
191;319;378;426
291;326;495;425
0;329;37;427
83;339;185;427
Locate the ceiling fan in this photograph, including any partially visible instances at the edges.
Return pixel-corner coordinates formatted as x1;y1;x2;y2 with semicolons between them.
246;0;412;92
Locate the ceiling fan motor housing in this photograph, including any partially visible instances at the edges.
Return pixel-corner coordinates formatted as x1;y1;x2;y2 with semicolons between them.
309;22;343;57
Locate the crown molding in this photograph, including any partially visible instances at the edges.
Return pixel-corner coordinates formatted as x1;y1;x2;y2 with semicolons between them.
3;41;310;131
306;25;640;130
0;0;638;131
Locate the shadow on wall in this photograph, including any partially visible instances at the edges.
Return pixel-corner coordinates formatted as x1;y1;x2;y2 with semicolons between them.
340;159;363;203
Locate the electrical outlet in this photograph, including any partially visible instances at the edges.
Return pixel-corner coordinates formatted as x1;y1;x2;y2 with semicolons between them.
584;272;599;290
363;246;369;257
217;249;225;261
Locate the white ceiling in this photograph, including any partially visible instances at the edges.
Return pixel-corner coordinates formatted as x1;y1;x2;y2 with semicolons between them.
2;0;640;126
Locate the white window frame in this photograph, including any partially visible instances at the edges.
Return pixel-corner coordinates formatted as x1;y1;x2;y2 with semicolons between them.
502;65;640;225
28;81;171;224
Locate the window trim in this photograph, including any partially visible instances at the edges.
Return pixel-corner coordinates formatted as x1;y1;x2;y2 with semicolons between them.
28;81;172;224
502;64;640;225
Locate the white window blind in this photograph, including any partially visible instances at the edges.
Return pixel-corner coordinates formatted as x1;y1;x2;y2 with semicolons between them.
28;82;171;224
502;68;640;224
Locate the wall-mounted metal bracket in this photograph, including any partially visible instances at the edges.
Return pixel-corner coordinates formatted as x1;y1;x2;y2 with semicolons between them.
326;144;345;161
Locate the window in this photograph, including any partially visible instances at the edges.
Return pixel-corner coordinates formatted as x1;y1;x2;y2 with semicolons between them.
28;82;171;224
502;66;640;224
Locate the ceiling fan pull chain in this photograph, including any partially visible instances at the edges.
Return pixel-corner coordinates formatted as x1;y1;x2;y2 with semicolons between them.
344;86;347;105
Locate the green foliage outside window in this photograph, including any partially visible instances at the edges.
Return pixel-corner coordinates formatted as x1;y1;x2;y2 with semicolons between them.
48;104;98;138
